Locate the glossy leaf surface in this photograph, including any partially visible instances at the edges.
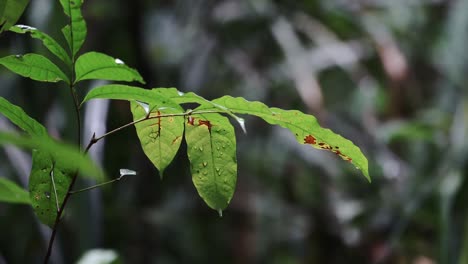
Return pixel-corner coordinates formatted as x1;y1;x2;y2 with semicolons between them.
0;54;69;83
75;52;145;84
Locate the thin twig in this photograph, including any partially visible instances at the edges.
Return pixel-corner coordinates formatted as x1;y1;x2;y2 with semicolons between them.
69;176;125;195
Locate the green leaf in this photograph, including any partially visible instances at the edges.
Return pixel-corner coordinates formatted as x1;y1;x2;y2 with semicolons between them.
81;85;168;107
59;0;86;57
0;177;30;205
0;54;70;84
10;25;72;66
202;96;370;181
75;52;145;84
0;131;104;181
131;101;185;177
0;97;47;136
185;113;237;211
29;150;73;226
0;0;29;34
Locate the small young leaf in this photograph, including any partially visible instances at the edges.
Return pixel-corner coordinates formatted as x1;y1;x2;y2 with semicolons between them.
0;97;47;136
185;113;237;211
0;54;70;84
10;25;72;66
0;0;29;34
201;96;370;181
131;101;185;177
75;52;145;84
59;0;86;57
29;151;73;226
0;177;30;205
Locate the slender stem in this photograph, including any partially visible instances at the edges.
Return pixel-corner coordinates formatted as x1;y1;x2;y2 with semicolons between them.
84;109;222;152
44;17;79;261
69;176;124;195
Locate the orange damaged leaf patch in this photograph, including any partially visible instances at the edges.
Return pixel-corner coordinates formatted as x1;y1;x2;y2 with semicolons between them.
304;134;353;162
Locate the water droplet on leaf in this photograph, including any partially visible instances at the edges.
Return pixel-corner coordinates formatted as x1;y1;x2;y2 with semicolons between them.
115;58;125;65
203;162;208;167
199;147;204;152
45;192;51;199
177;91;185;96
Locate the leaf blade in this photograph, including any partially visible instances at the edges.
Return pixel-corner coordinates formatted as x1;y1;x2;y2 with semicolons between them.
10;25;72;66
204;96;370;181
59;0;86;57
185;113;237;211
131;101;185;176
0;54;70;83
0;97;47;136
0;0;29;34
0;177;30;205
75;52;145;84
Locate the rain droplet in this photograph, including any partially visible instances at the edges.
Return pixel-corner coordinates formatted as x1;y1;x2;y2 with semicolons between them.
45;192;51;199
218;209;223;217
222;144;226;149
120;168;137;177
199;147;204;152
177;91;185;96
15;54;23;59
202;162;208;167
216;146;220;150
203;171;208;175
115;58;125;65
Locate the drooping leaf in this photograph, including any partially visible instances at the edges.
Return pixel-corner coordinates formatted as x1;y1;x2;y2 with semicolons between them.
29;150;73;226
0;177;30;205
75;52;145;84
59;0;86;58
201;96;370;181
0;0;29;34
185;113;237;211
131;101;185;177
0;54;70;84
0;97;47;136
0;131;104;180
10;25;72;66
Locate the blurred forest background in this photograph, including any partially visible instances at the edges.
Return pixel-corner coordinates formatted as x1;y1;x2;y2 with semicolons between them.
1;0;468;263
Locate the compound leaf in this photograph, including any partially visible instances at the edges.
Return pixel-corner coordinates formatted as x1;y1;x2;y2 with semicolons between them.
0;54;69;84
185;113;237;211
0;177;30;205
10;25;72;66
131;101;185;177
75;52;145;84
59;0;86;57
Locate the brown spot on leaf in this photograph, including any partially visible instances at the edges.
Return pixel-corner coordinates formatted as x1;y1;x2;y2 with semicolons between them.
304;135;316;145
198;120;213;132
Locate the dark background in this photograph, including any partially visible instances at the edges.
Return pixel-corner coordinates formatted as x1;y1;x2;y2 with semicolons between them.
1;0;468;263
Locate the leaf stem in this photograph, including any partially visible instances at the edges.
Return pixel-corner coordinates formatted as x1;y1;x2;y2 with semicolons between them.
69;175;126;195
84;109;222;151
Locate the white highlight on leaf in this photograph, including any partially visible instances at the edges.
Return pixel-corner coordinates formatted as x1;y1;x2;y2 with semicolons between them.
177;91;185;96
77;249;118;264
218;209;223;217
120;169;137;177
235;117;247;134
114;58;125;65
16;24;37;31
136;101;150;114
